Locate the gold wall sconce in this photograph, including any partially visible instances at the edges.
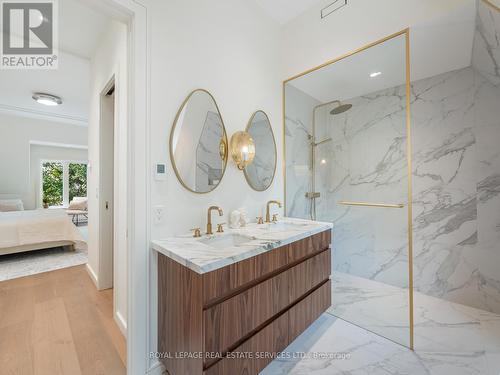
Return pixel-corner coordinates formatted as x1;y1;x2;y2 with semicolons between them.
230;131;255;170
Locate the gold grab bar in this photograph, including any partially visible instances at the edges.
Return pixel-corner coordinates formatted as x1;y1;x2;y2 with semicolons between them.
338;201;405;209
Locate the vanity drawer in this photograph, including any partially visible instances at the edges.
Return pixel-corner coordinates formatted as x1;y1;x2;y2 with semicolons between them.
289;280;331;342
202;245;288;305
287;229;331;263
289;249;330;303
203;249;330;359
203;269;288;363
202;230;331;305
204;310;289;375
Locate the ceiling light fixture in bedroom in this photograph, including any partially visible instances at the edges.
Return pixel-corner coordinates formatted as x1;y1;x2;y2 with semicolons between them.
32;93;62;106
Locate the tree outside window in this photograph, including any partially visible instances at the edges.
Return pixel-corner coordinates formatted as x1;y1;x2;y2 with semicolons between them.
69;163;87;202
42;162;63;206
42;161;87;207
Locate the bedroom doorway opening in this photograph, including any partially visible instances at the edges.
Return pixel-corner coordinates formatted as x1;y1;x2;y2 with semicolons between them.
98;80;116;291
0;0;138;371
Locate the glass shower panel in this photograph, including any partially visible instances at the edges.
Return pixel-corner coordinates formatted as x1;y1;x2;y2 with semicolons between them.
284;32;411;347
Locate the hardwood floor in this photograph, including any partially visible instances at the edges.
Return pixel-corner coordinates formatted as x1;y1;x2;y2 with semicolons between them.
0;265;126;375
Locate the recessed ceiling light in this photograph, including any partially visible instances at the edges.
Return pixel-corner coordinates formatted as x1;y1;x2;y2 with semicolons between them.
370;72;382;78
32;93;62;106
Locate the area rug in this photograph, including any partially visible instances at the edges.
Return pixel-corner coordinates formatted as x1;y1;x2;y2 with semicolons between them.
0;226;88;282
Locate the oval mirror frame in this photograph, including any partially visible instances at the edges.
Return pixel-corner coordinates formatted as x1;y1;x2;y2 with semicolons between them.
244;110;277;191
169;89;228;194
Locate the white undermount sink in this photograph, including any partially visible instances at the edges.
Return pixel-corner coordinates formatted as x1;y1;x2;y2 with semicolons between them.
258;221;309;231
199;233;253;247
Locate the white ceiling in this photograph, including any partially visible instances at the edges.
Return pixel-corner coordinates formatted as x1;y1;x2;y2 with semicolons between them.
254;0;324;24
287;0;476;102
0;0;111;125
59;0;110;60
289;36;406;103
0;52;91;125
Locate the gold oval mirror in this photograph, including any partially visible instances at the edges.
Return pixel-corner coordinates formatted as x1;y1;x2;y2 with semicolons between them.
170;89;228;193
244;110;276;191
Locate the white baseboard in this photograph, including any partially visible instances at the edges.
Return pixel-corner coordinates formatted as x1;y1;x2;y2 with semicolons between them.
86;263;99;287
115;310;127;337
148;360;166;375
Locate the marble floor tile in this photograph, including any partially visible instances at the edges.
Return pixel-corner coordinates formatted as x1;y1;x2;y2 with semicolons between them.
329;272;410;347
263;272;500;374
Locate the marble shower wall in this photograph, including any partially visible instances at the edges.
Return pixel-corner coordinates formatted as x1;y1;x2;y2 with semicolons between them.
285;0;500;314
411;65;500;314
473;0;500;88
314;87;409;288
315;66;500;313
411;0;500;314
284;85;320;219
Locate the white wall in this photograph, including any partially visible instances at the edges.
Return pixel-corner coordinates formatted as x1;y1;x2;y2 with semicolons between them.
87;20;128;335
144;0;282;369
0;113;87;209
280;0;475;80
148;0;282;237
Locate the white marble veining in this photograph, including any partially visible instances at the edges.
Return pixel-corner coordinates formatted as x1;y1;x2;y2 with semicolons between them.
284;85;320;219
329;272;410;347
151;217;332;274
411;66;500;314
473;0;500;88
315;86;409;290
262;273;500;375
285;2;500;315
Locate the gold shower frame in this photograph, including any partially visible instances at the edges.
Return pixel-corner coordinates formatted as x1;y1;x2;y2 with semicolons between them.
282;28;414;350
483;0;500;12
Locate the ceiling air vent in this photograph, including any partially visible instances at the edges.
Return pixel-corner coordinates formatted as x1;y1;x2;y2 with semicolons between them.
321;0;347;19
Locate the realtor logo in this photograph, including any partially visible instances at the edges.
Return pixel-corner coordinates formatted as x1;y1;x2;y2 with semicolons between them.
1;0;58;69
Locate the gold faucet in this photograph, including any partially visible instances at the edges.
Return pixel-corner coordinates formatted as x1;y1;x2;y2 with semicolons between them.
207;206;223;235
266;200;282;223
191;228;202;238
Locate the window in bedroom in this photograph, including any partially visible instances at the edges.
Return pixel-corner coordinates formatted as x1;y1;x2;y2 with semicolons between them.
42;162;64;207
41;160;88;208
69;162;88;202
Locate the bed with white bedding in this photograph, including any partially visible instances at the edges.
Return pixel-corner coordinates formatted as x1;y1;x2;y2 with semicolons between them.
0;209;85;256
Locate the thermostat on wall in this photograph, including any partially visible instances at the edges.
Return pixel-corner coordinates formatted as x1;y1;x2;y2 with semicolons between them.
155;163;167;181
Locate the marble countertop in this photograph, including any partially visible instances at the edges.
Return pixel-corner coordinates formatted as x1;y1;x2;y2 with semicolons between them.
151;217;333;274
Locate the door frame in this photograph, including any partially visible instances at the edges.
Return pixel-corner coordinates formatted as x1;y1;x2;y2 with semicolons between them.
86;0;150;373
98;76;116;292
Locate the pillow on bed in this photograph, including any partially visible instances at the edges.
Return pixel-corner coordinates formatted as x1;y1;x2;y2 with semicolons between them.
0;199;24;212
68;197;87;211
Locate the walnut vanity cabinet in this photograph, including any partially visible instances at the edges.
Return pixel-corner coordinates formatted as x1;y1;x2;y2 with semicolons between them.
157;229;332;375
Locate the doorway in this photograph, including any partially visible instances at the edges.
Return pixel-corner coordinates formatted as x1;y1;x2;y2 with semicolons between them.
99;80;116;290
